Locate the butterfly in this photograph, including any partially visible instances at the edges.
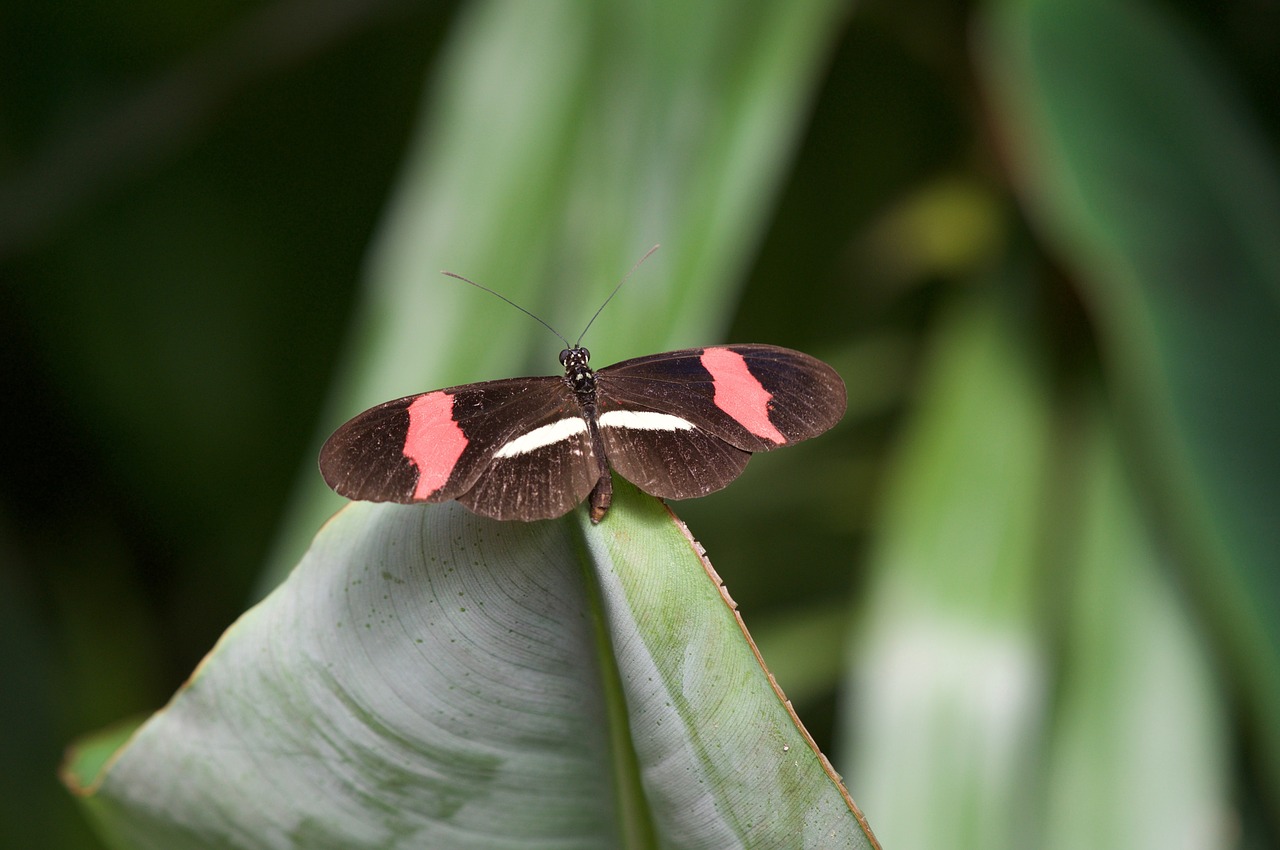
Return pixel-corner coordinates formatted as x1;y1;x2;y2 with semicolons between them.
319;254;845;522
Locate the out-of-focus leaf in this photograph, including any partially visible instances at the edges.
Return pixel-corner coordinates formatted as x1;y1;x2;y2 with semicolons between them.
1042;400;1229;850
70;484;874;849
976;0;1280;799
265;0;849;590
750;602;851;708
839;284;1051;850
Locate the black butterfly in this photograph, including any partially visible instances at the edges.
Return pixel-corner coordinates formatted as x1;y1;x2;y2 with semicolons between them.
320;341;845;522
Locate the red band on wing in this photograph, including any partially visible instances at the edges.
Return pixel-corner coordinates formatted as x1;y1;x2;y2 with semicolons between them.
701;347;786;444
404;392;469;499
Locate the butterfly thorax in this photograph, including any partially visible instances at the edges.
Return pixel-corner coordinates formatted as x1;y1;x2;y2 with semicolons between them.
559;346;597;401
557;344;611;520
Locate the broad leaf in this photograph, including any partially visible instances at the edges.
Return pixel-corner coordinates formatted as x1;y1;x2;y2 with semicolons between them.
71;484;874;849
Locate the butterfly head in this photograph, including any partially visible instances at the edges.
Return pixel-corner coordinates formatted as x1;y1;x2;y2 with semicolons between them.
559;346;595;390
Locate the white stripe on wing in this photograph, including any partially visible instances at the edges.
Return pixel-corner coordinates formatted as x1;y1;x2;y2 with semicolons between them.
494;417;589;458
599;410;696;432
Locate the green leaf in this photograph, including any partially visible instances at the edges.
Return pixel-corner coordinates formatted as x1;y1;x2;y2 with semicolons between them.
839;284;1052;850
72;483;873;849
1042;399;1228;849
975;0;1280;796
838;276;1233;848
62;719;141;797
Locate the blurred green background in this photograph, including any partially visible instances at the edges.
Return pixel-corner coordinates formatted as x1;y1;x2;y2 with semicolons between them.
3;0;1278;847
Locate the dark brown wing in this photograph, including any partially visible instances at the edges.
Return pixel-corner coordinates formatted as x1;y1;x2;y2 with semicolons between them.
319;376;598;520
593;344;845;500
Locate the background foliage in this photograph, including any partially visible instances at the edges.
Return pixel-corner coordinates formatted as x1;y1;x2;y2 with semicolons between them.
2;0;1277;847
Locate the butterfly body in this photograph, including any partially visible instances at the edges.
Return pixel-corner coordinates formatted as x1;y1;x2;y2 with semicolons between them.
320;343;845;522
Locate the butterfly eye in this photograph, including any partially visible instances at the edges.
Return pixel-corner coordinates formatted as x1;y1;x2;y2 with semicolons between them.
558;349;571;365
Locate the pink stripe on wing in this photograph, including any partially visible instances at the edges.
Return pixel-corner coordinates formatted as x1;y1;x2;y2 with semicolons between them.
403;392;469;499
701;347;786;444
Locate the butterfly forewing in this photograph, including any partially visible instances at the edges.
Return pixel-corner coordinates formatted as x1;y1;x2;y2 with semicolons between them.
596;344;846;451
318;401;423;502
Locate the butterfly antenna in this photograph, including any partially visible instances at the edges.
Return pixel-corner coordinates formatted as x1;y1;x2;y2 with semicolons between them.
441;271;571;347
574;244;661;347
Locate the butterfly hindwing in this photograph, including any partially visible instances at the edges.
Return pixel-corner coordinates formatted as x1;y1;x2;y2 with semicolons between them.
457;429;598;521
598;415;751;500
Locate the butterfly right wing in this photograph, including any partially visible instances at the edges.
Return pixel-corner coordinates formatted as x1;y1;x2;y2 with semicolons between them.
592;344;845;501
319;376;600;520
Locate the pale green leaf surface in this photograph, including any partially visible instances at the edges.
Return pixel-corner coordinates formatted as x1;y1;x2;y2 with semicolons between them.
976;0;1280;789
89;503;615;850
582;492;871;849
79;485;873;849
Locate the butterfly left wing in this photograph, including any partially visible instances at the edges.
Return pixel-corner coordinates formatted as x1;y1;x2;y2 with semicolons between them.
319;376;601;521
594;344;845;501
